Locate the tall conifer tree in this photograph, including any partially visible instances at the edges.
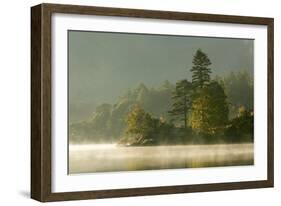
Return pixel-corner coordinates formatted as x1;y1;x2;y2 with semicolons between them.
191;49;212;89
168;80;192;128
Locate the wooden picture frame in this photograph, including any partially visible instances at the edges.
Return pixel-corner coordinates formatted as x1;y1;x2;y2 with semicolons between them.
31;3;274;202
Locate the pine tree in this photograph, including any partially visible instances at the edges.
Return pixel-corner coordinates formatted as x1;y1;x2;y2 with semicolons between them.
168;80;192;128
190;49;212;89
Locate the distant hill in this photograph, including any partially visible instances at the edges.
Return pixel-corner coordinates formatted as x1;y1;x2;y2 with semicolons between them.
69;81;175;143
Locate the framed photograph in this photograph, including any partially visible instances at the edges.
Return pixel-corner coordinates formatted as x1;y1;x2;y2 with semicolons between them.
31;3;274;202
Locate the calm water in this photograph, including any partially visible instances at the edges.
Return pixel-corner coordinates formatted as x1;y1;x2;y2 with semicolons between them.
69;143;254;174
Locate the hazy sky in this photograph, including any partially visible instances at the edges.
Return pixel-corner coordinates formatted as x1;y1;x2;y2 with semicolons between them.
69;30;253;106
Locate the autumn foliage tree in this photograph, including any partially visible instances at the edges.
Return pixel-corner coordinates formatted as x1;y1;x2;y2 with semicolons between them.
125;105;155;141
189;81;229;134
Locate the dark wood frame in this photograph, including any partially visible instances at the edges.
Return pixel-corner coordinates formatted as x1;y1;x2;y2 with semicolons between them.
31;3;274;202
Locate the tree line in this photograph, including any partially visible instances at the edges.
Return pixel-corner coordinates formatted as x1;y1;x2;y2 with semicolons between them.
70;49;254;145
121;49;253;145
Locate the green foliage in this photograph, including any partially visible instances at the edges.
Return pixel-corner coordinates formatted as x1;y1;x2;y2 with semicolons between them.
169;80;192;128
220;71;253;117
121;104;192;146
190;49;212;89
70;49;254;145
125;105;154;137
225;107;254;142
189;81;229;135
69;82;174;143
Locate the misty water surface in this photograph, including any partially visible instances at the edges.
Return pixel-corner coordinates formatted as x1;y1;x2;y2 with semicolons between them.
69;143;253;174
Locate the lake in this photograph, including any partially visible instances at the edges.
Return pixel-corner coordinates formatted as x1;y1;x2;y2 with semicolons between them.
69;143;254;174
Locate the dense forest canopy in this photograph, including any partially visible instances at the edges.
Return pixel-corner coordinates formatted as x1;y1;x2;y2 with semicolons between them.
70;49;254;145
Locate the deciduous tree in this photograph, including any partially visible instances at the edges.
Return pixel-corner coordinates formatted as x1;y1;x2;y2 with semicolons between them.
190;81;229;134
125;105;154;138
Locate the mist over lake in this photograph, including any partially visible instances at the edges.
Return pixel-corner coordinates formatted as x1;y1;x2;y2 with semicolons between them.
68;30;254;174
69;143;254;173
